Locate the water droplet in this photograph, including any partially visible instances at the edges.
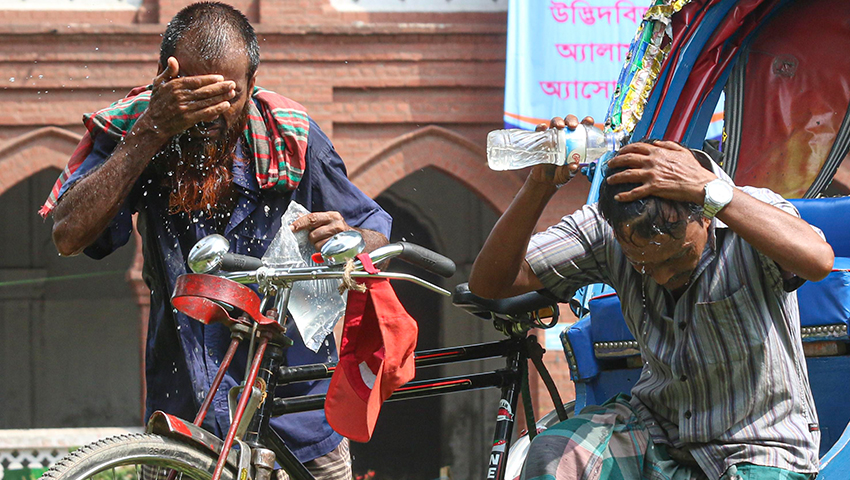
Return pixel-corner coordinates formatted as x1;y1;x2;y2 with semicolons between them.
38;74;43;79
8;77;14;82
95;47;99;51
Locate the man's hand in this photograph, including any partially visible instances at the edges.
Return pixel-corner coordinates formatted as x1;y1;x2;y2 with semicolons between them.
606;140;717;204
136;57;236;140
290;211;355;251
527;115;595;188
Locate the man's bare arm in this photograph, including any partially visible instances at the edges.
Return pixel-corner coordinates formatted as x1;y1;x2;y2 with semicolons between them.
713;190;833;281
467;174;553;299
52;125;170;256
468;115;592;299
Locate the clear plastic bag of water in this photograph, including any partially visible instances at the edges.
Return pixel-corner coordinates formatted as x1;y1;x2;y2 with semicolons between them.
263;201;347;352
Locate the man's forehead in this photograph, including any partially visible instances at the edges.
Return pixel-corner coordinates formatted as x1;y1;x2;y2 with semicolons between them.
618;229;677;258
616;218;703;264
173;42;250;77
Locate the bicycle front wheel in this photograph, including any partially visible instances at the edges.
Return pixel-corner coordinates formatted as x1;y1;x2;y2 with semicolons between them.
41;433;237;480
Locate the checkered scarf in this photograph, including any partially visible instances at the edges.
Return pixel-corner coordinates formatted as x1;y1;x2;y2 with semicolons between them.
39;85;309;217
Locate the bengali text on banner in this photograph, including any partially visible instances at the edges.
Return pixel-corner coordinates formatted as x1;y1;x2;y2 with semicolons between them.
504;0;722;138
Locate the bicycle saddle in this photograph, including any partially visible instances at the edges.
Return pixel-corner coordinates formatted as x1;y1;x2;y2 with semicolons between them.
172;273;281;331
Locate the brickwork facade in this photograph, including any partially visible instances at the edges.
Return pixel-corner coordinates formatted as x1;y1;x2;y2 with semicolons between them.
0;0;593;476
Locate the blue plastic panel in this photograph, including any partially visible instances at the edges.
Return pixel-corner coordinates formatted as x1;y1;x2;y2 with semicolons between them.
564;316;599;381
807;355;850;457
588;293;634;343
790;197;850;258
798;258;850;330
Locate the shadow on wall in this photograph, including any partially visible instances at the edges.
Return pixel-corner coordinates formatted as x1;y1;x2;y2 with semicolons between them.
0;168;142;429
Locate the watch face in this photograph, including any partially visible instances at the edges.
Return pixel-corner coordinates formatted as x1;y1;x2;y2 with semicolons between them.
708;180;734;204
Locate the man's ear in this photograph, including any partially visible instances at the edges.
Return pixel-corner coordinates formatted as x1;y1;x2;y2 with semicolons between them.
248;70;258;94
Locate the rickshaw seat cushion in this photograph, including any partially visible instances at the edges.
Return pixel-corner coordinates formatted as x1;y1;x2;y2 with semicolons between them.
797;256;850;330
563;293;635;382
789;197;850;333
789;197;850;258
588;293;634;343
563;316;599;381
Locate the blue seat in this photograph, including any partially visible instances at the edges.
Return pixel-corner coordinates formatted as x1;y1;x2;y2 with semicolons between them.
561;195;850;456
791;198;850;340
562;293;640;410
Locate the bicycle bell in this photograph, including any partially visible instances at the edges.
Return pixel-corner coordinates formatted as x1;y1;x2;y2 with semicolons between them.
188;234;231;273
320;230;366;265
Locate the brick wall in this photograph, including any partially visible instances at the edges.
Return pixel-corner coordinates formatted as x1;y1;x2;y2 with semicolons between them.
0;0;588;472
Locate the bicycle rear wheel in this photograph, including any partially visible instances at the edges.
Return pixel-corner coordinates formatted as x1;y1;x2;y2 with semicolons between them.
41;433;237;480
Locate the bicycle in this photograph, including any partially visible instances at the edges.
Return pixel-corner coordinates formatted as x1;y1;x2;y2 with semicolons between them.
41;231;569;480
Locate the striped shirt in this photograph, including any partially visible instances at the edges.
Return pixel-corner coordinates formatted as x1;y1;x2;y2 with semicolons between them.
526;154;820;479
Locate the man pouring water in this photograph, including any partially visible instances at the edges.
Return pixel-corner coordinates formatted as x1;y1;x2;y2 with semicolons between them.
469;115;832;479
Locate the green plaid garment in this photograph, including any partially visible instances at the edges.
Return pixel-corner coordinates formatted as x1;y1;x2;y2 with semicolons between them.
40;85;309;217
521;394;813;480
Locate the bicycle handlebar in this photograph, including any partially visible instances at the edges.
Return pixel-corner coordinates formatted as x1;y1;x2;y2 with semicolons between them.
396;242;456;278
220;252;265;272
214;241;454;296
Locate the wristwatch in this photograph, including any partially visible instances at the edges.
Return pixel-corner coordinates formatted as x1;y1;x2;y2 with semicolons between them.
702;178;734;219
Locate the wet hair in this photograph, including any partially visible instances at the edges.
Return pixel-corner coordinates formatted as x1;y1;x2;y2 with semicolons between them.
159;2;259;80
598;141;703;244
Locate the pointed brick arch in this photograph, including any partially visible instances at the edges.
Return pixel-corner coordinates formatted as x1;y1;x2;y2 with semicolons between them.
350;125;524;214
0;127;149;365
0;127;81;196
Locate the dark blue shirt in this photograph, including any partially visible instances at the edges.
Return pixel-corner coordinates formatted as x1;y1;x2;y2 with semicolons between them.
58;113;392;462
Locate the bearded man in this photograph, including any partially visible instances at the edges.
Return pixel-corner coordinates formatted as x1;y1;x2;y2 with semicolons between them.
43;2;391;478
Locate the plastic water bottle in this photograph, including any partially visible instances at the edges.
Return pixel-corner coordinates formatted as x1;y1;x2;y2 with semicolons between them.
487;124;621;171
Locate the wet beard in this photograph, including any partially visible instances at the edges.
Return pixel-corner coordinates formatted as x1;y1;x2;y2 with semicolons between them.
154;109;247;217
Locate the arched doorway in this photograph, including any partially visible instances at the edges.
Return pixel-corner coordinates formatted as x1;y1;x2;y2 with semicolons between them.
349;166;503;480
0;132;143;429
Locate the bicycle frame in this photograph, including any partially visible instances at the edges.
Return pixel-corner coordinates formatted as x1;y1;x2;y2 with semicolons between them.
272;337;531;480
150;312;538;480
157;236;560;480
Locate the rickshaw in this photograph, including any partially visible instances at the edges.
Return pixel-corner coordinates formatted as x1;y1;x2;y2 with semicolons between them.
504;0;850;477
